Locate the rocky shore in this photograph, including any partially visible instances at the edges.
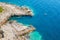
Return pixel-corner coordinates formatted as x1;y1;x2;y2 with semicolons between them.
0;2;35;40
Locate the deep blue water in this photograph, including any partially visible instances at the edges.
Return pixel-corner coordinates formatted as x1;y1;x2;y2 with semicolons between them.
0;0;60;40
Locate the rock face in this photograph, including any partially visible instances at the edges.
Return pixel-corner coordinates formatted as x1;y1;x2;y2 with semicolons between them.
0;2;35;40
0;21;35;40
0;2;34;26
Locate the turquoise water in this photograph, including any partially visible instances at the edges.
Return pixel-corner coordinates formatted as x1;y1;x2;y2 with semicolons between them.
0;0;60;40
29;31;42;40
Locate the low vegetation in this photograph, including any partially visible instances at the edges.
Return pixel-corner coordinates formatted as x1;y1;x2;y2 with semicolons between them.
0;6;4;13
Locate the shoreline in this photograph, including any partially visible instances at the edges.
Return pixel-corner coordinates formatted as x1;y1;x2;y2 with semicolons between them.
0;2;36;40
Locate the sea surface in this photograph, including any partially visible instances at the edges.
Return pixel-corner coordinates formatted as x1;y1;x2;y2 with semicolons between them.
0;0;60;40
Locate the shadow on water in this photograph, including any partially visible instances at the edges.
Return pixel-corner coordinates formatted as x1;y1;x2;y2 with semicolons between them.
11;15;33;18
9;15;33;20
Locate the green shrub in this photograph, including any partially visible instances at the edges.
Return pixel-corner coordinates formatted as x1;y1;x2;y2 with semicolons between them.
0;6;4;13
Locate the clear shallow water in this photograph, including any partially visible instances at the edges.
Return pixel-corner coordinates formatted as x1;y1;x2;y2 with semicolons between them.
29;31;42;40
0;0;60;40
